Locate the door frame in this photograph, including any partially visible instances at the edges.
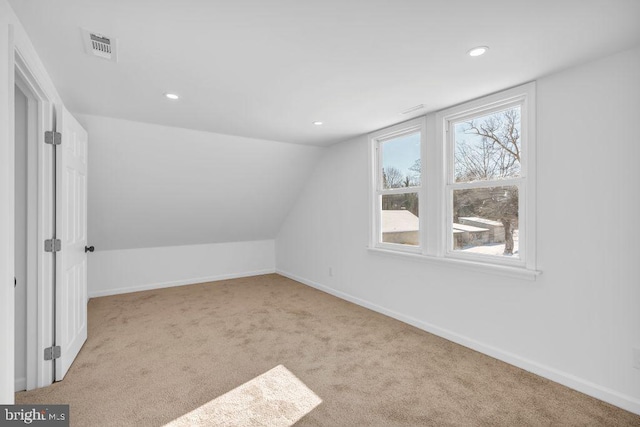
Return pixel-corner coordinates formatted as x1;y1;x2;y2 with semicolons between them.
13;47;56;390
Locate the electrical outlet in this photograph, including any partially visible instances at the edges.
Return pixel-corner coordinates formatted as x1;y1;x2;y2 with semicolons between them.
633;348;640;370
328;267;333;277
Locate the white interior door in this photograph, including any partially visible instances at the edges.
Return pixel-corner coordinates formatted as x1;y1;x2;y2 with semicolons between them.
55;107;88;380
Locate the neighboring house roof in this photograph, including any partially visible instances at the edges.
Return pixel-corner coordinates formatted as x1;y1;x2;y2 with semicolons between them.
459;217;503;227
382;210;419;233
452;223;489;233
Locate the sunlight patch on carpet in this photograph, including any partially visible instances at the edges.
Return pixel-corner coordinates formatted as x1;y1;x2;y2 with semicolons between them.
165;365;322;427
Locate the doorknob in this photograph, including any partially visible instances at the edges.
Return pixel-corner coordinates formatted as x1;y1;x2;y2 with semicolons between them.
85;246;95;253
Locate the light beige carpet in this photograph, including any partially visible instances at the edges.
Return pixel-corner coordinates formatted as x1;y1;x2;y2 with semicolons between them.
166;365;321;427
16;274;640;426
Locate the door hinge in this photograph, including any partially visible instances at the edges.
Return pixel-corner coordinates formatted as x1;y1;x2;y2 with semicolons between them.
44;346;61;361
45;131;62;145
44;239;61;253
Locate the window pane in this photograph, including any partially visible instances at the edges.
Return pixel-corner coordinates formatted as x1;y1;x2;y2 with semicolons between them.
381;193;419;246
452;186;519;257
454;106;521;183
381;132;421;189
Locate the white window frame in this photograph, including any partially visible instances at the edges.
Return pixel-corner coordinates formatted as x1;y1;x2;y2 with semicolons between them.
369;117;426;254
368;83;539;280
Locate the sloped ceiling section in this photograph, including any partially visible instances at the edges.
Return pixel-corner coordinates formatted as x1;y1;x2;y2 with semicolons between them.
79;114;324;250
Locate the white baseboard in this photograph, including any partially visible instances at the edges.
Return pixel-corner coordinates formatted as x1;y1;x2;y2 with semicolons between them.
14;377;26;392
276;269;640;416
88;268;276;298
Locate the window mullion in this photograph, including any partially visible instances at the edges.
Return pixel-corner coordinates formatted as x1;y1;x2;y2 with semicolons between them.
378;187;421;196
447;177;523;191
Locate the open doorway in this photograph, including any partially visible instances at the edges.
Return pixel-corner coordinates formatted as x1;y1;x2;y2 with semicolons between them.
13;73;39;392
14;79;28;392
13;50;57;391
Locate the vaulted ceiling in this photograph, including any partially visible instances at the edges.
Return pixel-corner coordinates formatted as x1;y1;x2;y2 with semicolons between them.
9;0;640;146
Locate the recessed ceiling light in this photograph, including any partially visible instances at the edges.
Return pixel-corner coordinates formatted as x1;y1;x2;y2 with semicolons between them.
164;93;179;100
313;121;323;126
468;46;489;57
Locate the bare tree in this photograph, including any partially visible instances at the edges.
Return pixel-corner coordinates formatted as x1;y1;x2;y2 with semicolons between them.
464;108;521;164
382;167;405;189
409;159;421;174
382;165;419;217
408;158;421;186
478;187;518;255
455;137;519;181
457;108;521;182
454;108;521;254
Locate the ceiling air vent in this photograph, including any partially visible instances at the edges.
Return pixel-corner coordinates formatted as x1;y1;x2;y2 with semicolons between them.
82;28;118;62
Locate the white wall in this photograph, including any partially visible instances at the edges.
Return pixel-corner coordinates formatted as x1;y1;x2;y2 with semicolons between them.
76;114;323;251
89;240;275;298
78;114;321;298
276;46;640;414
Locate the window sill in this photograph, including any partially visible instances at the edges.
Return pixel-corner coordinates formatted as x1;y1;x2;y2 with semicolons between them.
367;247;541;281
